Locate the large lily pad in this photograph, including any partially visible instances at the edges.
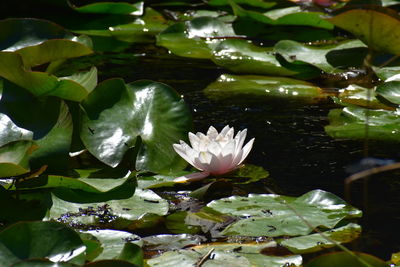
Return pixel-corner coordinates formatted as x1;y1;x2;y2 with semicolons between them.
156;17;236;59
207;189;362;237
80;79;192;173
327;8;400;55
211;39;297;76
305;251;388;267
376;81;400;105
204;74;326;103
275;39;367;73
0;221;86;265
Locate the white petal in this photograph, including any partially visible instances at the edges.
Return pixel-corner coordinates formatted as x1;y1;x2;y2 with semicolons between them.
207;140;222;156
209;153;234;175
173;142;196;166
221;139;235;157
219;125;231;137
207;126;218;139
238;138;255;165
173;171;210;183
235;129;247;151
188;132;200;151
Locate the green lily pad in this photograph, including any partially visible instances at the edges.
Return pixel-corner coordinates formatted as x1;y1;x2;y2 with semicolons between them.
28;101;73;171
10;259;78;266
204;74;326;103
336;84;389;109
80;230;142;261
72;1;143;15
74;8;172;44
373;66;400;81
0;140;37;177
327;8;400;55
305;251;388;267
147;249;251;267
211;39;297;76
208;0;276;9
206;189;361;237
0;221;86;265
156;17;236;59
137;171;191;189
0;113;33;147
279;223;362;253
231;3;334;29
80;79;192;173
47;188;169;224
325;106;400;142
6;175;136;203
376;81;400;105
275;39;367;73
142;234;204;251
147;241;303;267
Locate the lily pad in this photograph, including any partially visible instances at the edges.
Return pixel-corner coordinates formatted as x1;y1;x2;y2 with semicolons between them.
325;106;400;142
71;1;143;16
147;241;303;267
0;113;33;147
47;188;169;224
156;17;236;59
0;221;86;265
0;140;37;177
208;0;276;9
231;3;334;29
275;39;367;73
80;230;142;261
327;8;400;55
211;39;297;76
373;66;400;81
335;84;392;110
74;8;172;44
80;79;192;173
207;189;361;236
376;81;400;105
6;175;136;203
204;74;326;103
279;223;362;253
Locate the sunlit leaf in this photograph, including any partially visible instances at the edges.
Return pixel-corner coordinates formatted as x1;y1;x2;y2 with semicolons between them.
376;81;400;105
231;3;334;29
80;230;142;261
71;1;143;16
204;74;326;104
208;0;276;9
275;39;367;73
327;8;400;55
47;188;169;224
0;140;36;177
157;17;236;59
337;84;390;109
325;106;400;142
0;221;86;265
0;113;33;147
211;39;297;76
279;223;362;253
80;79;192;172
207;189;361;236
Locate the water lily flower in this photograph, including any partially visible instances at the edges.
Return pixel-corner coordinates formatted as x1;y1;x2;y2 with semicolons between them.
173;125;255;182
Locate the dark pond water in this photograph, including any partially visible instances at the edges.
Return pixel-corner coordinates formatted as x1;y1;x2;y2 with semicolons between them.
71;43;400;259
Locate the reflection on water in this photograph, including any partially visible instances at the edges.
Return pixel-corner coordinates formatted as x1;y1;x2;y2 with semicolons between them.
95;45;400;259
